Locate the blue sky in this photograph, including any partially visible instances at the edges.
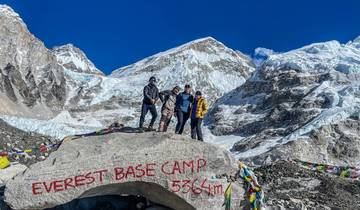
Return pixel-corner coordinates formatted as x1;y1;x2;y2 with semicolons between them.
2;0;360;74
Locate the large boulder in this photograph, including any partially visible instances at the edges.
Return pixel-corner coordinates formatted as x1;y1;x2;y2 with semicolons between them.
4;132;245;210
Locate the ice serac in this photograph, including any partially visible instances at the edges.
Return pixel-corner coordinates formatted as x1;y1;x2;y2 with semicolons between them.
208;38;360;166
0;4;66;119
5;132;245;210
347;35;360;49
110;37;255;103
264;39;360;74
252;47;277;66
53;44;104;75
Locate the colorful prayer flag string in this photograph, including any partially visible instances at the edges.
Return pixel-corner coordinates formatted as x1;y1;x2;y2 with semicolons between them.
218;162;265;210
237;162;265;210
292;159;360;180
0;124;124;163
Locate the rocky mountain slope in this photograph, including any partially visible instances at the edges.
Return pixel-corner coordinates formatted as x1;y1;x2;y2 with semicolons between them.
207;38;360;166
0;5;66;119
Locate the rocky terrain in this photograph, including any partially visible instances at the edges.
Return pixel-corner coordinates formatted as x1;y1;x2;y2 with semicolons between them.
240;117;360;167
255;161;360;209
207;38;360;166
0;119;58;166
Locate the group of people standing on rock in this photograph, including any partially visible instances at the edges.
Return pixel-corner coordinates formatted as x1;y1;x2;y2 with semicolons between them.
138;76;208;141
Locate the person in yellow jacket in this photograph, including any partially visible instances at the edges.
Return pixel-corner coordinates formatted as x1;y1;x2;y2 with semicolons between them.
190;91;208;141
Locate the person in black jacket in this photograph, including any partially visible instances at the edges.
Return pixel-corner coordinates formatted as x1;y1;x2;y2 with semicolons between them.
139;76;159;131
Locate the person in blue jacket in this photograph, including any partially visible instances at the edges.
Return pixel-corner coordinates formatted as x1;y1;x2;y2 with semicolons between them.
139;76;159;131
175;84;194;134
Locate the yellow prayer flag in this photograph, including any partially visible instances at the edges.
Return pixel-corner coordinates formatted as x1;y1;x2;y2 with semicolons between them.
0;156;10;169
249;193;256;203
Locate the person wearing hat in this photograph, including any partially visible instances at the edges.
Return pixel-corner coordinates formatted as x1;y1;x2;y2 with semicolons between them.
158;86;181;132
139;76;159;131
175;84;194;134
190;91;208;141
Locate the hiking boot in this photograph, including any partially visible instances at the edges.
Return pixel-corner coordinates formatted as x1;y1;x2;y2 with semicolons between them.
138;127;144;133
147;126;156;132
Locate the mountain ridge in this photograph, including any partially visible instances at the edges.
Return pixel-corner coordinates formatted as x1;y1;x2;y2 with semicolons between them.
52;44;104;75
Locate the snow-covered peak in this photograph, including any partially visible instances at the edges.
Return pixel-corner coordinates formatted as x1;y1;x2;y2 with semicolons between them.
111;36;254;76
182;36;217;46
263;40;360;74
161;36;223;53
109;37;255;104
52;44;104;75
164;36;244;56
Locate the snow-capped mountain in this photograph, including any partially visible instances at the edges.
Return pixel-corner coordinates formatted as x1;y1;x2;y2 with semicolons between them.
264;39;360;73
110;37;255;103
208;37;360;166
53;44;104;75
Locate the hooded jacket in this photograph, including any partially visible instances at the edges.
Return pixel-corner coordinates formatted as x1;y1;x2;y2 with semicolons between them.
191;96;208;119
